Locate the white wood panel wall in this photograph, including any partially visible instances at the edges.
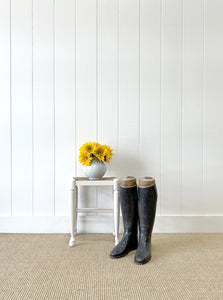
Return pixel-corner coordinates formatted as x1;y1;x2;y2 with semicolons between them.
54;0;75;216
182;0;204;215
33;0;54;216
204;0;223;216
11;0;33;216
1;0;223;233
0;0;11;216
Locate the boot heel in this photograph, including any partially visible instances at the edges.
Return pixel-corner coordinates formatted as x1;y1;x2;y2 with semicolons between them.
129;238;138;251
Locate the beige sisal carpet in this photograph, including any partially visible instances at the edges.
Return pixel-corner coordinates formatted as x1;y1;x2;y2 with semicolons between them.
0;233;222;300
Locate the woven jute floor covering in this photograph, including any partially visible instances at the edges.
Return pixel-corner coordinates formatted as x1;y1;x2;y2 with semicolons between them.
0;233;222;300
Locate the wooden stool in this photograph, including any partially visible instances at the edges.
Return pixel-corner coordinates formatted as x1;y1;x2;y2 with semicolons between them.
69;177;120;247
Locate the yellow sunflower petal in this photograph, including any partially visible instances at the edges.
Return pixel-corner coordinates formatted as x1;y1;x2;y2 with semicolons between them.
78;151;93;166
80;141;95;154
93;145;105;161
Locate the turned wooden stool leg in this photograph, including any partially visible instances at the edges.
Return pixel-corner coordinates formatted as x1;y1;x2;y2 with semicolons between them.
69;179;76;247
113;178;120;245
74;186;78;236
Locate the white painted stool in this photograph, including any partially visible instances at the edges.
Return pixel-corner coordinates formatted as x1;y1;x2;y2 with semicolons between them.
69;177;120;247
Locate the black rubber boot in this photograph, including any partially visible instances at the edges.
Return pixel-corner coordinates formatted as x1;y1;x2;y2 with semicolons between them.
134;177;157;265
110;176;138;259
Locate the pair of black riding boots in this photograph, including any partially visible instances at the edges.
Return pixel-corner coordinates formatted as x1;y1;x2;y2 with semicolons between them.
110;176;157;265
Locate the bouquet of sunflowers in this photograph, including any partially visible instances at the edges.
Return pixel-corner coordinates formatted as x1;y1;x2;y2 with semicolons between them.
78;141;114;166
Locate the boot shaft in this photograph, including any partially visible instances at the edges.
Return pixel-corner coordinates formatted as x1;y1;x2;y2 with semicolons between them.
137;177;157;235
109;177;138;259
119;177;138;232
134;177;157;264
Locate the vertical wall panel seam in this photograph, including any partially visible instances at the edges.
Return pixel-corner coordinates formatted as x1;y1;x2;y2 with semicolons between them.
117;0;120;177
96;0;99;208
181;0;184;216
160;0;163;216
10;0;12;216
96;0;99;143
32;0;34;216
53;0;56;216
75;0;77;177
202;0;206;216
138;0;141;165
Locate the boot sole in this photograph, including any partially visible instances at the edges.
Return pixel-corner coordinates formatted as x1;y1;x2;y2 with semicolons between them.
110;252;129;259
110;247;138;259
134;256;151;265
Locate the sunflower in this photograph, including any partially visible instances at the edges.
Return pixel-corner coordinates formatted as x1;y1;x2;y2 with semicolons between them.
78;141;114;166
93;145;106;161
78;151;92;166
80;141;95;154
104;145;114;163
104;154;111;163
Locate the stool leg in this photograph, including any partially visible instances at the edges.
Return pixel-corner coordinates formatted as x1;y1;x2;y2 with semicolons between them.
69;179;76;247
74;186;78;236
113;179;120;245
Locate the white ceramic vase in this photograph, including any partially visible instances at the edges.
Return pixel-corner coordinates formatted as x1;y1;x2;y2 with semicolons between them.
83;157;107;180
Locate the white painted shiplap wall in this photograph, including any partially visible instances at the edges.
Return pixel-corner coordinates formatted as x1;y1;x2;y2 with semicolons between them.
1;0;223;233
